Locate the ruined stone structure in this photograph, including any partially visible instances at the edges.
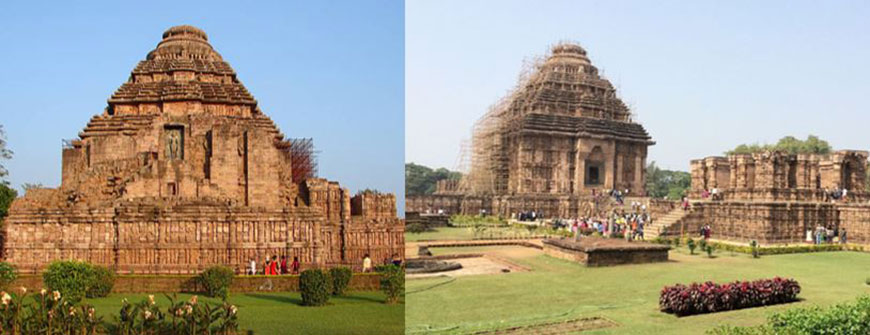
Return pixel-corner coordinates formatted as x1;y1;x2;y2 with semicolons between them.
651;150;870;244
4;26;403;274
407;43;653;218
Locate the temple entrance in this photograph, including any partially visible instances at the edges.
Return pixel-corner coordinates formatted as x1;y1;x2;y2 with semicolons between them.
584;146;605;186
843;161;854;190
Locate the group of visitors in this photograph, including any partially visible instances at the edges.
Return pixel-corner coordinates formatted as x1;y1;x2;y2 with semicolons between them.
824;187;849;203
567;209;651;242
700;188;722;201
517;210;540;222
248;253;403;276
361;253;404;273
250;256;300;276
808;225;847;244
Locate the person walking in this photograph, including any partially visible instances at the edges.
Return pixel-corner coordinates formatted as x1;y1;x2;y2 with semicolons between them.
291;256;300;274
269;255;279;275
249;259;257;275
280;256;288;275
841;228;848;244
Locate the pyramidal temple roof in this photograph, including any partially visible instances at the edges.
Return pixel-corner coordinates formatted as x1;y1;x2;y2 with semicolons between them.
108;25;257;107
510;42;631;122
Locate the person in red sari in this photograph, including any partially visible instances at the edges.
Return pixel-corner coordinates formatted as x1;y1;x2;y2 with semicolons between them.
280;256;288;275
268;255;279;276
263;257;271;275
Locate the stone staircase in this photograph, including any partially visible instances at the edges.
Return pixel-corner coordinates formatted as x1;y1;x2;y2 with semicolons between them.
646;207;693;239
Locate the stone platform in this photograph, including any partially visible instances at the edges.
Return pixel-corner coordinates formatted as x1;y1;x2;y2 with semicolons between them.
542;238;669;267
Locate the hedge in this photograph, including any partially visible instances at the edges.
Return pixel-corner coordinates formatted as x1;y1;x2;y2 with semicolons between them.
660;277;800;316
652;238;849;255
709;295;870;335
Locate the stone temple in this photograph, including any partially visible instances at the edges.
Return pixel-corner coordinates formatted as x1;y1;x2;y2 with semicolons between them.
3;26;404;274
656;150;870;244
407;43;653;218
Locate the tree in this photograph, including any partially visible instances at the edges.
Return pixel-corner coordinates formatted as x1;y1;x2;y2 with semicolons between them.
645;161;691;199
725;135;831;155
0;183;16;221
405;163;462;195
0;125;11;182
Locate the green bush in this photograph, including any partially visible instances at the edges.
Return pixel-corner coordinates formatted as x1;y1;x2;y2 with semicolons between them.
710;295;870;335
687;238;696;255
198;266;234;300
379;264;404;304
706;245;714;258
406;223;428;234
0;262;18;289
672;237;681;247
750;240;760;258
42;261;96;303
299;269;331;306
699;238;708;251
86;265;115;298
865;277;870;286
329;267;353;296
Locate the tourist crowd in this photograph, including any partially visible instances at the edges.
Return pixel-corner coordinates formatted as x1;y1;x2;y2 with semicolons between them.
808;225;847;244
246;253;404;275
559;209;652;242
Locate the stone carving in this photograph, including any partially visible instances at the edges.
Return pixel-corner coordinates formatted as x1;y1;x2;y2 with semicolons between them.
166;128;182;160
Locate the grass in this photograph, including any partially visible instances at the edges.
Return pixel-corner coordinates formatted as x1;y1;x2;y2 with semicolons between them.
406;227;563;242
405;244;870;334
85;291;403;334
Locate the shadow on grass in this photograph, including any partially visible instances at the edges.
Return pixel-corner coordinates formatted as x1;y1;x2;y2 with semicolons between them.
669;298;806;318
243;293;304;306
337;294;385;304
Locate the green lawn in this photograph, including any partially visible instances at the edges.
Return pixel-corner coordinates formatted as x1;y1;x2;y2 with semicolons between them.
406;227;560;242
406;246;870;334
85;291;403;334
406;227;478;242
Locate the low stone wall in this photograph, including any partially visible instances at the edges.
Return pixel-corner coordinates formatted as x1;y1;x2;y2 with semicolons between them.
405;212;450;228
542;238;669;267
8;273;383;293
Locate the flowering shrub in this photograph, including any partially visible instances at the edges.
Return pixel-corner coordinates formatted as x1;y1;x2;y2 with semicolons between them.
113;294;239;335
0;287;101;335
0;288;239;335
660;277;800;316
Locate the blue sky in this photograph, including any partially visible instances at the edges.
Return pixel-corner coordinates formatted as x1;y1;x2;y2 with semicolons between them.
407;0;870;172
0;1;405;210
